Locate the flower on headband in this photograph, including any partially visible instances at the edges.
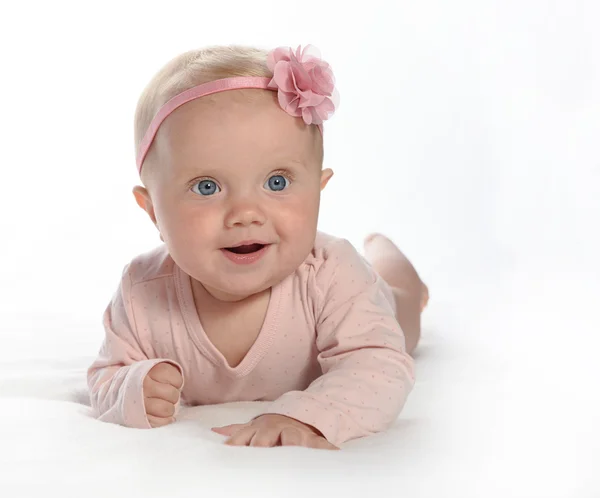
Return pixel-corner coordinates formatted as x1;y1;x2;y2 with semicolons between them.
267;45;338;126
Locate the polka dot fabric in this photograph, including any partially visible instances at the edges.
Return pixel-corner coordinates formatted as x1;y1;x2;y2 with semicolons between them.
87;232;414;445
266;236;415;445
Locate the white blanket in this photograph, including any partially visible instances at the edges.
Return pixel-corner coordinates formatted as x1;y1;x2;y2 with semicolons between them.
1;271;598;498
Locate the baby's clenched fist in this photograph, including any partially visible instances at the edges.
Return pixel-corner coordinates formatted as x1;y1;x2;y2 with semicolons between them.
143;362;183;428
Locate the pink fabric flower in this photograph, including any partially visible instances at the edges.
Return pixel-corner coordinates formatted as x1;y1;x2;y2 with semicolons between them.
267;45;338;126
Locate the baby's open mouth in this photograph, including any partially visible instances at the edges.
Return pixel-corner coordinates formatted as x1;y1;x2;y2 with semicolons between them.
224;243;265;254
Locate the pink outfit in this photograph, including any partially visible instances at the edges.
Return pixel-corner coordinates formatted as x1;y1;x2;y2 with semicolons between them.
87;232;415;445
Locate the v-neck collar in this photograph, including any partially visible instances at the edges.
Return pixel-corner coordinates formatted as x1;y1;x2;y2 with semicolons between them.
174;265;283;378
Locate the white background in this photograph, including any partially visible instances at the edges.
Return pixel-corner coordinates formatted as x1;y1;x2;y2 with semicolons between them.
0;1;599;497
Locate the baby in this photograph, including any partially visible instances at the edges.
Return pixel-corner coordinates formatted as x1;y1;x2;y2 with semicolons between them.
88;44;429;450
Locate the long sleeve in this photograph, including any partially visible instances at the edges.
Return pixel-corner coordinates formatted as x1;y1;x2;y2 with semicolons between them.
266;239;415;445
87;265;184;429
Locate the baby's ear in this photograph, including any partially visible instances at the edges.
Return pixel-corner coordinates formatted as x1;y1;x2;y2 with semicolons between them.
320;168;334;191
132;186;158;225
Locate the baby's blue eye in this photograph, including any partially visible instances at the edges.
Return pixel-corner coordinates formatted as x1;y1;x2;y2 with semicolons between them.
192;179;220;196
265;174;290;192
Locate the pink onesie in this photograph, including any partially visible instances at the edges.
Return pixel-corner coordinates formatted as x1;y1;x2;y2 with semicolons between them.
87;232;415;446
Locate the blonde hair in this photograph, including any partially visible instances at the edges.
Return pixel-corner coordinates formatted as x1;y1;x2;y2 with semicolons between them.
133;45;323;178
134;45;273;158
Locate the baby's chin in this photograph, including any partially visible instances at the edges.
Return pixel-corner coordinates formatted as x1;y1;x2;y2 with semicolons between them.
178;244;311;301
194;268;289;302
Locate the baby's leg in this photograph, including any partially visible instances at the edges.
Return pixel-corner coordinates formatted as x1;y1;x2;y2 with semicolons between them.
363;234;429;356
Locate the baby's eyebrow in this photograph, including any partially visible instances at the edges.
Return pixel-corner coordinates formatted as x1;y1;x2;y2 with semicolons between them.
177;157;307;179
274;158;306;169
177;162;221;177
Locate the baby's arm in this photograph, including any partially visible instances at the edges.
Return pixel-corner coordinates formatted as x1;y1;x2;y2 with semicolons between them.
266;239;415;446
87;265;184;428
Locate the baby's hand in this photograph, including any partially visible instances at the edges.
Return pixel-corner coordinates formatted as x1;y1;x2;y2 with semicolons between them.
143;362;183;428
212;414;339;450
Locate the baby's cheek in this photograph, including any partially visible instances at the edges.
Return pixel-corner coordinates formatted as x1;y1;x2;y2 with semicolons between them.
278;200;317;233
161;204;212;250
275;203;319;264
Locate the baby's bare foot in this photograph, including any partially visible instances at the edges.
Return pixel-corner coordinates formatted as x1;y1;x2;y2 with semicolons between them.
364;233;429;311
420;282;429;311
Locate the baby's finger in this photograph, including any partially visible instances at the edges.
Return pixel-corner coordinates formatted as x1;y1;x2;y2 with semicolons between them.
145;397;176;418
147;414;175;428
249;428;281;448
143;377;181;404
280;427;305;447
212;423;247;436
144;377;180;405
148;363;183;389
225;427;257;447
310;435;340;451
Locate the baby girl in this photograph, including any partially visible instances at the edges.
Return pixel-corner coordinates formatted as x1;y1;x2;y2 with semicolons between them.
88;44;429;450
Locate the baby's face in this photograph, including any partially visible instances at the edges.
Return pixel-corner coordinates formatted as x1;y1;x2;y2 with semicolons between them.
141;91;330;301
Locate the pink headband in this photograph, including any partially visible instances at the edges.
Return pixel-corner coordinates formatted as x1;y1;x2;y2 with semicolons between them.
136;44;338;174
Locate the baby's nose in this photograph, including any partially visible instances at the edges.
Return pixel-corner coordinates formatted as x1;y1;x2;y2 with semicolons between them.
224;201;266;228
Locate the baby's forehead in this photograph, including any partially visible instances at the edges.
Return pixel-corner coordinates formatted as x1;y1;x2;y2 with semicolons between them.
157;93;320;167
168;89;277;120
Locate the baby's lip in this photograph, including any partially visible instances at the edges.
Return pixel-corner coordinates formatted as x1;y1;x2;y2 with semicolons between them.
223;240;271;249
221;240;272;256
